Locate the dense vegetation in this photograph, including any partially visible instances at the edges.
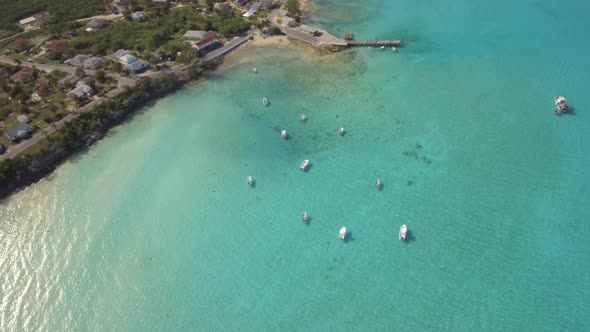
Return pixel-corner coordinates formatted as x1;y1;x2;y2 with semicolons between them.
68;8;248;55
0;0;108;28
285;0;301;18
0;61;219;198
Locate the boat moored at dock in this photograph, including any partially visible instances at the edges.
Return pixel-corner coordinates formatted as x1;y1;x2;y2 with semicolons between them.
300;159;310;170
339;226;347;240
399;224;407;240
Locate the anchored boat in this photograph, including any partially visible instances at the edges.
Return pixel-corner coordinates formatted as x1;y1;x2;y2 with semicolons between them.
247;176;253;186
302;211;308;223
399;224;407;240
262;97;269;106
338;127;345;136
339;226;347;240
300;114;306;122
554;96;568;114
300;159;309;171
253;67;257;73
281;130;287;139
375;179;381;189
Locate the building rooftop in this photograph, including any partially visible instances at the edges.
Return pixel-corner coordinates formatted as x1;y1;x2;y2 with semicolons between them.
19;16;36;25
5;123;33;141
183;30;208;40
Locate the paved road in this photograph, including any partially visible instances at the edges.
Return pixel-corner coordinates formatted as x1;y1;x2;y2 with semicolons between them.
75;13;123;22
205;33;252;61
0;58;135;160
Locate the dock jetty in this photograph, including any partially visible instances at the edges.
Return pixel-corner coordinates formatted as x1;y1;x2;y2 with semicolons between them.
269;8;401;52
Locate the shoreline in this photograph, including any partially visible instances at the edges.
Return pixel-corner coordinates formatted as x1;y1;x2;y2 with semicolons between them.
0;1;336;200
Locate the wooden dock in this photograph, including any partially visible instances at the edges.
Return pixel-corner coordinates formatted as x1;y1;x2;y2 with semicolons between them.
346;39;402;47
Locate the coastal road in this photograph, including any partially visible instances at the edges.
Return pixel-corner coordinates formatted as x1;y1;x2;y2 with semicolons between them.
0;57;136;160
205;33;253;61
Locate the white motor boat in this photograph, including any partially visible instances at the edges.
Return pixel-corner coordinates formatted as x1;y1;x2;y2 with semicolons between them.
300;159;309;171
380;46;385;49
375;179;381;189
339;226;347;240
247;176;253;186
399;224;407;240
281;130;287;139
300;114;306;122
554;96;568;114
338;127;345;136
302;211;308;223
392;46;397;52
262;97;269;106
253;67;257;73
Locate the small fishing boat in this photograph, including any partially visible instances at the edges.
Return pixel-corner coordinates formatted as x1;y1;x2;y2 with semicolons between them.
338;127;345;136
281;130;287;139
247;176;253;186
253;67;257;73
399;224;407;240
339;226;347;240
300;114;306;122
392;46;397;52
302;211;308;223
262;97;269;106
375;179;381;189
300;159;309;171
554;96;568;114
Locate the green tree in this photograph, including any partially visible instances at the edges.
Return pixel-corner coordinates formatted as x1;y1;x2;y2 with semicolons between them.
285;0;301;17
94;69;106;82
74;67;85;78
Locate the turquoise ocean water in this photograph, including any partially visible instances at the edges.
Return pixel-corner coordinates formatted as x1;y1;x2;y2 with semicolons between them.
1;0;590;330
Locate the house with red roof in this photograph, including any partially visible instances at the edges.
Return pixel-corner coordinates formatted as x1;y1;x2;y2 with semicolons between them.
43;39;69;53
10;69;34;83
10;38;32;51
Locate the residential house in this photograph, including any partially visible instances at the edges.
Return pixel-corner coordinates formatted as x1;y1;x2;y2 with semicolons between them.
17;114;30;123
67;54;103;69
183;30;209;41
36;79;50;95
193;33;221;52
260;0;274;9
10;69;33;83
109;49;131;60
5;123;33;142
248;2;261;13
87;18;107;29
67;83;94;100
131;11;145;21
118;54;149;73
18;16;36;26
213;2;233;13
43;39;69;53
10;38;31;51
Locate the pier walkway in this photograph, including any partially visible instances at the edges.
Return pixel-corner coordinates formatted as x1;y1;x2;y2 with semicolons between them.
268;8;400;50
